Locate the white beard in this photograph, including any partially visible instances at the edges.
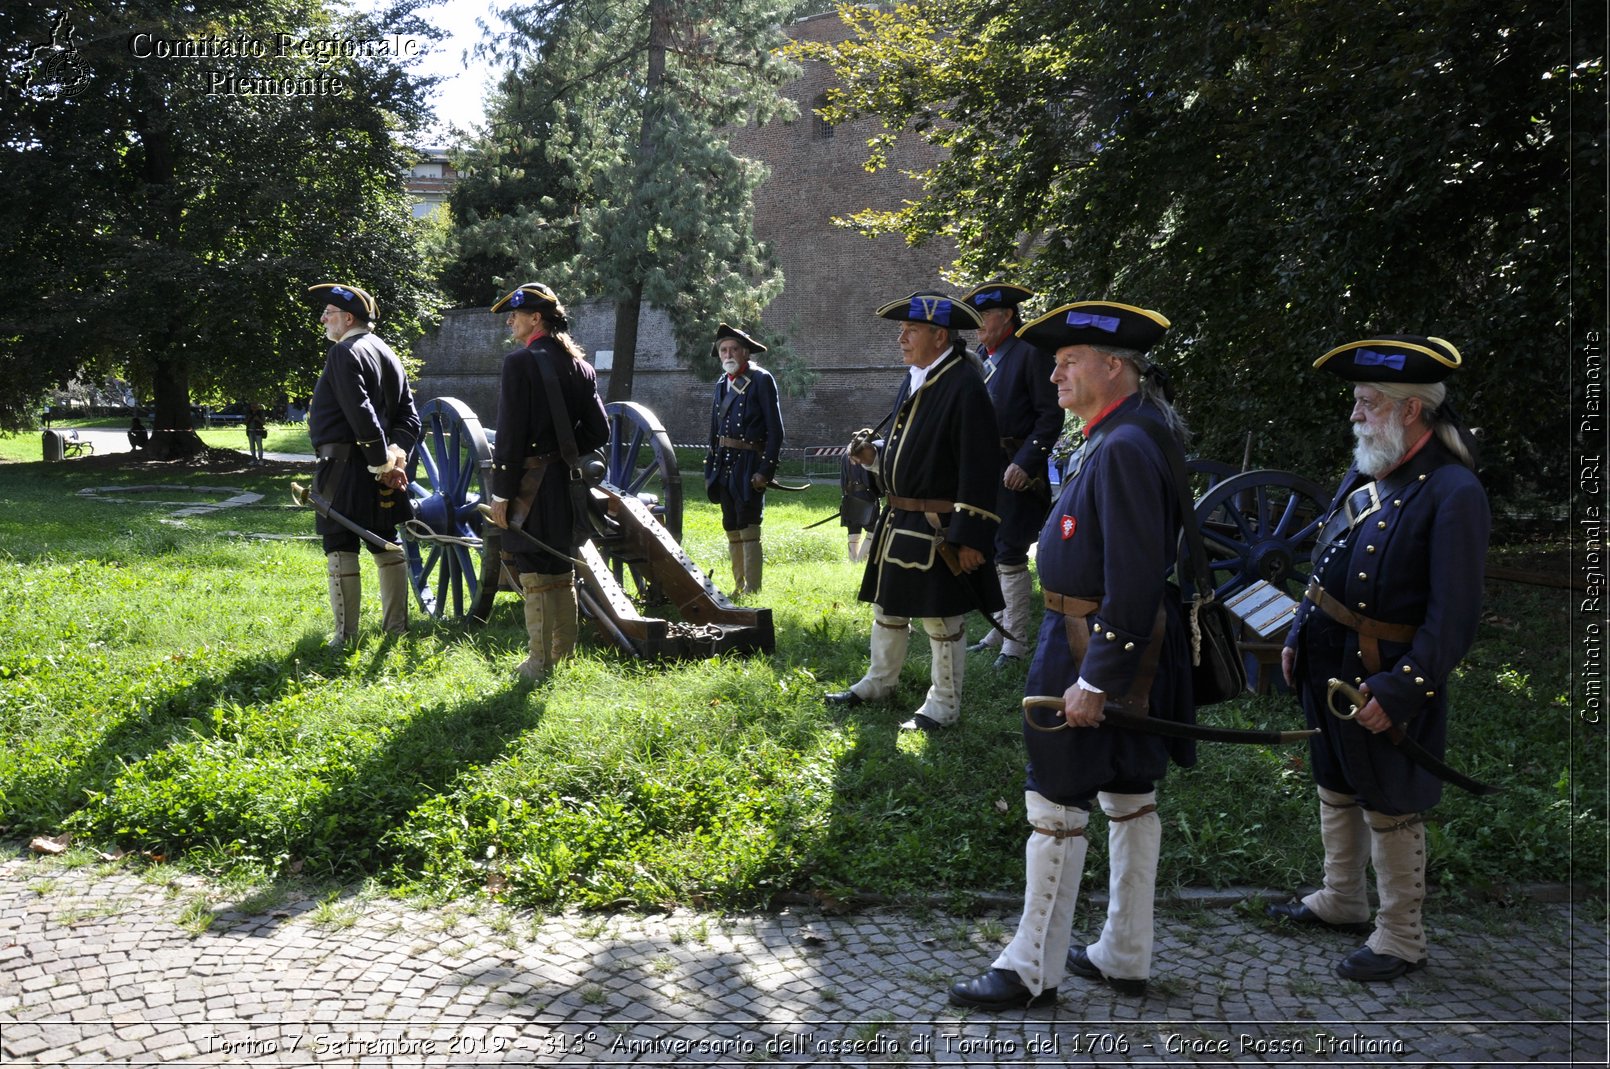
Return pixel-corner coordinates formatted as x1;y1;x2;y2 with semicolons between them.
721;358;741;375
324;324;341;342
1353;418;1408;477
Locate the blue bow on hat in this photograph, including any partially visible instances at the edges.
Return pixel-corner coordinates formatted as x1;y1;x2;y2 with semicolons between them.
510;291;527;307
910;296;953;325
1353;349;1406;371
329;286;353;301
973;290;1001;305
1067;311;1121;333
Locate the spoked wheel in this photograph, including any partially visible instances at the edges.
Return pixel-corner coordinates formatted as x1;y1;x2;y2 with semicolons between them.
403;397;501;621
604;401;682;541
1186;457;1240;501
1190;469;1329;601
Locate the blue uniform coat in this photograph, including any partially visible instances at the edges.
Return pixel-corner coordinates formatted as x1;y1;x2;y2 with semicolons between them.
1286;437;1490;814
1024;394;1195;805
308;331;420;543
703;364;785;509
980;335;1062;559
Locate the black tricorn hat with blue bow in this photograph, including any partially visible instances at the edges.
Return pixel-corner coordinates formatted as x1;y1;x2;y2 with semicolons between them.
876;291;983;331
1313;335;1462;384
308;283;378;321
1016;300;1169;353
490;281;560;314
960;282;1035;313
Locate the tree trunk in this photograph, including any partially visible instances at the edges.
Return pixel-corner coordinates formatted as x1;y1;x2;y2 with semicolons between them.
606;0;669;403
148;350;204;459
607;281;642;403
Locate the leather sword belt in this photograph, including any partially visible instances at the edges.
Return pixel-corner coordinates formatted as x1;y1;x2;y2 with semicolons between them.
718;437;762;451
1303;578;1418;674
1042;587;1165;710
887;496;953;513
522;451;560;469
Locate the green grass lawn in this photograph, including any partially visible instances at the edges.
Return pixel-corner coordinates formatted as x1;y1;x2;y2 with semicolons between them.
0;444;1596;913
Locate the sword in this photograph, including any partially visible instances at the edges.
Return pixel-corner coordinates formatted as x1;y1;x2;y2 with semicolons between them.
474;504;588;568
1324;679;1502;796
936;541;1020;644
1022;695;1317;745
290;481;403;554
764;477;813;493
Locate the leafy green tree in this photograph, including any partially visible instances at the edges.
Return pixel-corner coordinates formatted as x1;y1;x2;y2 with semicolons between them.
801;0;1573;499
449;0;798;399
0;0;443;452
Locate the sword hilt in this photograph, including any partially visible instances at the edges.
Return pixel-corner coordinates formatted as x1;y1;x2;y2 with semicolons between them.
1325;677;1366;721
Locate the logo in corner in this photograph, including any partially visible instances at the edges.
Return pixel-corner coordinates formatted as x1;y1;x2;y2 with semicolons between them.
25;11;90;101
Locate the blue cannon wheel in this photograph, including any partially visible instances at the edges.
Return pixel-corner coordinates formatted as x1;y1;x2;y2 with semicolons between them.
1189;468;1328;602
404;397;500;621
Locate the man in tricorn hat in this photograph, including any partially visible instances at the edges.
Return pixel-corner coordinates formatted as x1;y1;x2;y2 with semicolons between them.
1266;335;1489;982
703;323;785;594
960;282;1061;669
305;282;420;648
950;299;1191;1009
825;291;1003;733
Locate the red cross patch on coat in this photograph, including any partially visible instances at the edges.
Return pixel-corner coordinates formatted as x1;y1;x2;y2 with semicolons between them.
1060;515;1077;540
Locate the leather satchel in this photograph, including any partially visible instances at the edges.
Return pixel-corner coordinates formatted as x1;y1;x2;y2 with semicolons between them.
1111;414;1249;706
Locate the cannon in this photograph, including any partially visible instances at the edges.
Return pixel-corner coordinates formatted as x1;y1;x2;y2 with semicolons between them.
399;396;773;660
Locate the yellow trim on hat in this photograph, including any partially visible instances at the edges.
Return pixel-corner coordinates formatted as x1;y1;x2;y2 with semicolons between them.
1063;300;1171;329
1313;338;1462;371
308;283;377;320
491;282;559;314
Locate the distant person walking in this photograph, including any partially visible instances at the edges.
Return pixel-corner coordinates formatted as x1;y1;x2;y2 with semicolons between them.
245;404;267;464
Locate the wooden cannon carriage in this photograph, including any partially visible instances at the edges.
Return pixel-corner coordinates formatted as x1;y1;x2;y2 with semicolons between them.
399;397;773;660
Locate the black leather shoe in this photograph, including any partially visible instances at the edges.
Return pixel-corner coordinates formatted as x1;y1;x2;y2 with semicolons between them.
1066;946;1147;996
1336;945;1424;982
899;713;947;732
948;968;1056;1010
823;690;864;707
1265;900;1372;935
992;653;1024;670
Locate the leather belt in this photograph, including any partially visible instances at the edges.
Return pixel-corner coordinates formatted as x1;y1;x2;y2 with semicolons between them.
523;451;560;469
887;495;953;513
1304;578;1418;674
1043;587;1165;711
316;442;355;461
718;437;762;451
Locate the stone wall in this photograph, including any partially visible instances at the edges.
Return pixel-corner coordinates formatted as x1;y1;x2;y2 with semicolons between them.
415;12;958;450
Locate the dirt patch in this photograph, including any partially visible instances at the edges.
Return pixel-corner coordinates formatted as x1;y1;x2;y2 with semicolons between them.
62;448;310;476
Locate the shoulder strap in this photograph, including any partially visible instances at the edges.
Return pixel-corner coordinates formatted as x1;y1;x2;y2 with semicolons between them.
1104;413;1212;600
531;343;581;467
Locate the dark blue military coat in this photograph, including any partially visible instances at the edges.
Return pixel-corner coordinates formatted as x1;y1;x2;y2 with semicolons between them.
703;364;784;506
980;335;1062;556
857;346;1005;618
308;331;420;540
1287;437;1490;814
1023;393;1194;806
491;337;609;568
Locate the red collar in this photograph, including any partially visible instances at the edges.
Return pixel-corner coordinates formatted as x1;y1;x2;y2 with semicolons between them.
1082;394;1133;437
524;327;548;345
1378;428;1434;477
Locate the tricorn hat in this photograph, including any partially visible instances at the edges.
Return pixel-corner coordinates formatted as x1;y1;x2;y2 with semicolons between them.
308;283;378;321
960;282;1035;314
714;322;768;354
491;281;560;314
1017;300;1169;353
1313;335;1462;384
875;291;982;330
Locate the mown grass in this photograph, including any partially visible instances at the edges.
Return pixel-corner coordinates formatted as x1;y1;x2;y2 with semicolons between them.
0;441;1597;913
